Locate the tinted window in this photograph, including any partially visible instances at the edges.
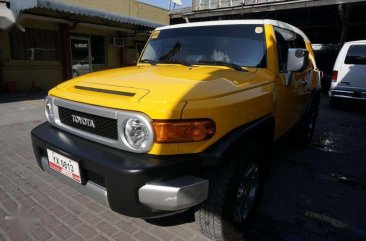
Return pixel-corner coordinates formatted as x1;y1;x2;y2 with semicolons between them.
275;31;288;72
140;25;266;68
91;35;105;65
274;27;307;72
9;28;60;61
345;45;366;65
293;33;306;49
71;38;89;65
274;27;305;48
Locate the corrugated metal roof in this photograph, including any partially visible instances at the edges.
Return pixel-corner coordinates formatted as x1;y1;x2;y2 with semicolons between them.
10;0;165;28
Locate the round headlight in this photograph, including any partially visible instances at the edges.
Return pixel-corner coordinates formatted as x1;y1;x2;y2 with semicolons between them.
44;98;54;122
123;118;150;150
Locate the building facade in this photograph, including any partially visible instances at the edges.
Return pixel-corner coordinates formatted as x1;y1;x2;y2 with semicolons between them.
0;0;169;93
173;0;366;45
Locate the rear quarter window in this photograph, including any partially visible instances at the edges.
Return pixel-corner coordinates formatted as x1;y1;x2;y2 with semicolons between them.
345;45;366;65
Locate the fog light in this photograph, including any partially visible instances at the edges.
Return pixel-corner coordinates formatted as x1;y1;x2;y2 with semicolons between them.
44;98;54;123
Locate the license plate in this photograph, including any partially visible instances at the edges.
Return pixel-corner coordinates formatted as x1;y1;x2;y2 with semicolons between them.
47;149;81;183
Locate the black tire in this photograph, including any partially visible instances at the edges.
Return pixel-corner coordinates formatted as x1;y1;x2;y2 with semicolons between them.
195;142;266;241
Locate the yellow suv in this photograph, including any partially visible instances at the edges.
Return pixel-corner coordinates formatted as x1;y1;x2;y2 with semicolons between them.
31;20;321;240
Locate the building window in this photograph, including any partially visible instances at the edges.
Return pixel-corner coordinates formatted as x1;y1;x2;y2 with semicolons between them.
91;35;105;65
9;28;60;61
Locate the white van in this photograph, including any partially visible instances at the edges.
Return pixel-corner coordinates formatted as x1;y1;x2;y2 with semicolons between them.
329;40;366;104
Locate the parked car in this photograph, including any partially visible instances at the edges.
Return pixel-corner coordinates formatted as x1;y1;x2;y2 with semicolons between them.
329;40;366;105
31;20;321;241
72;58;92;77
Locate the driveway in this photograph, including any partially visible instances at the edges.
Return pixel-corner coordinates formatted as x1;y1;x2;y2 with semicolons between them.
0;95;365;241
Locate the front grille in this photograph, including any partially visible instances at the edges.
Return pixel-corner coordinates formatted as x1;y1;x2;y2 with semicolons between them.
58;106;118;140
85;170;106;188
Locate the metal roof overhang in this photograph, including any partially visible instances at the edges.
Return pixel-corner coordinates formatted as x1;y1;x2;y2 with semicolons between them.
177;0;366;19
10;0;165;29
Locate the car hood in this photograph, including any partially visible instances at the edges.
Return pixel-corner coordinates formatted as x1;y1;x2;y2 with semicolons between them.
50;65;273;119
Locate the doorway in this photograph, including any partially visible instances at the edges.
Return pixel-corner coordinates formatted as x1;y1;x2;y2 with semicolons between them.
70;36;92;77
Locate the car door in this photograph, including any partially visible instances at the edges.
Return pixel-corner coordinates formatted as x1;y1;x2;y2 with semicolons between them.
71;37;92;76
290;33;314;112
273;27;313;138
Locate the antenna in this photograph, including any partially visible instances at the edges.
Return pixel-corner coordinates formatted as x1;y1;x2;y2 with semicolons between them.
172;0;183;6
169;0;183;11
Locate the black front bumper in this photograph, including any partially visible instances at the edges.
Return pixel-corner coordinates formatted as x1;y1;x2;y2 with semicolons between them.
31;122;201;218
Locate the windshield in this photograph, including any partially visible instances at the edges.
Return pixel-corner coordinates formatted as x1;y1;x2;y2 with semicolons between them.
140;25;266;68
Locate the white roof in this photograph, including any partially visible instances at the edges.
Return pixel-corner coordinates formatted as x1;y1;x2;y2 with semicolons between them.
156;19;310;43
344;40;366;45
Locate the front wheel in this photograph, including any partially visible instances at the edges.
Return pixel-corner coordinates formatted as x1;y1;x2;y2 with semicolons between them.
195;142;266;241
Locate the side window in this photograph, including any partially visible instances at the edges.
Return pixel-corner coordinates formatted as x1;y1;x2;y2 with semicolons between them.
274;27;307;72
294;33;312;69
275;31;288;73
294;33;306;49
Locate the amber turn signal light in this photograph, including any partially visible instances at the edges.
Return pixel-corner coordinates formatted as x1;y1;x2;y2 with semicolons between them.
152;119;216;143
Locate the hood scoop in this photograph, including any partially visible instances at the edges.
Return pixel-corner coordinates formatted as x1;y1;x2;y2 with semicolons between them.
75;85;136;97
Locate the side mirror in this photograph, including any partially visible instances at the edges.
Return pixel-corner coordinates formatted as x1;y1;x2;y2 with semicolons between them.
286;48;308;72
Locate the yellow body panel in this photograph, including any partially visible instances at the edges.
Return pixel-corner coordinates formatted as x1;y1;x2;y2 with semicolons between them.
49;23;320;155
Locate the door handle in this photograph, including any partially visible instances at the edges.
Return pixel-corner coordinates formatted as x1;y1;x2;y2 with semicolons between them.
300;80;307;87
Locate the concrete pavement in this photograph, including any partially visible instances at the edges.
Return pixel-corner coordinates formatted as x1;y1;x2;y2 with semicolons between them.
0;95;365;241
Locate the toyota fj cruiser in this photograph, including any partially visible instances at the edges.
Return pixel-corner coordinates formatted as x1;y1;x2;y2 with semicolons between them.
31;20;321;240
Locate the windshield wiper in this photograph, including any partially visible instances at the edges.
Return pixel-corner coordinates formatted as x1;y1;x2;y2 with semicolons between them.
196;61;248;72
140;59;157;65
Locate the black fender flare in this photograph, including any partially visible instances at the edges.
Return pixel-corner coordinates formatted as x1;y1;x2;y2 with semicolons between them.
199;115;275;168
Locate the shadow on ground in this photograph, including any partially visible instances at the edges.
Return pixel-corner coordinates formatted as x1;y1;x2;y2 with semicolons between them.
246;97;366;241
149;97;366;241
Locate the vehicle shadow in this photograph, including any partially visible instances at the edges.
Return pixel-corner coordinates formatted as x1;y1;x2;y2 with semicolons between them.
330;99;366;113
146;210;195;226
148;97;366;241
245;97;366;241
246;140;366;241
